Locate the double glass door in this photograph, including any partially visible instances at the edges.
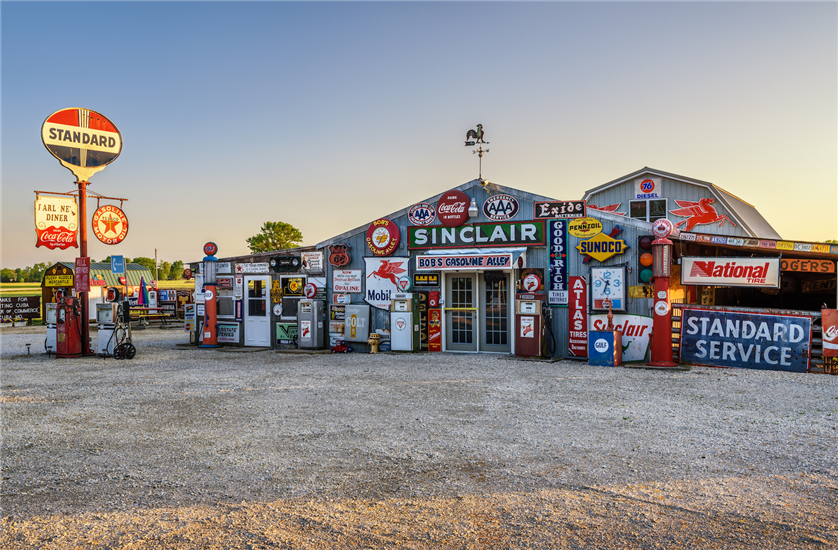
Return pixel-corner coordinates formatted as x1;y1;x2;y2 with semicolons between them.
444;273;510;353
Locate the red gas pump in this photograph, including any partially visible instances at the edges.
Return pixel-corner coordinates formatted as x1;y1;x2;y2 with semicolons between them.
515;292;546;357
56;295;84;358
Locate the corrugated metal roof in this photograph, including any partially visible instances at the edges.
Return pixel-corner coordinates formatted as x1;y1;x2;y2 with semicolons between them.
582;167;782;240
52;262;155;287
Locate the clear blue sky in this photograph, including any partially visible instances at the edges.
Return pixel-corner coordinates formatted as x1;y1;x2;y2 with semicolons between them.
3;1;836;269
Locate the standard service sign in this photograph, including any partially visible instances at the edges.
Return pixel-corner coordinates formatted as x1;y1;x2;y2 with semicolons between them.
42;108;122;181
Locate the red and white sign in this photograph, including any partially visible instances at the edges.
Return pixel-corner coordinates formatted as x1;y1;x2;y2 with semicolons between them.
74;257;90;293
436;190;470;227
365;257;409;310
366;218;401;256
333;270;362;293
681;257;780;288
428;308;442;352
569;276;588;357
41;108;122;181
823;309;838;357
416;253;512;271
652;218;673;239
634;177;661;200
92;205;129;245
522;273;541;292
303;282;317;298
591;314;653;362
35;195;78;250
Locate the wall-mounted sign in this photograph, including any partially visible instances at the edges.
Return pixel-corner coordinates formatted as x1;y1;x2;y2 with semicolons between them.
408;221;545;250
680;308;811;373
547;219;568;306
42;108;123;182
590;314;653;362
270;256;300;273
428;308;442;352
568;276;588;358
567;217;603;238
534;200;586;219
301;251;324;273
681;257;780;288
333;270;362;293
670;199;735;232
396;276;412;291
802;278;837;294
483;194;519;221
780;259;835;273
235;263;269;274
408;203;436;226
35;195;78;250
588;203;626;216
634;177;662;200
74;257;90;293
328;243;351;267
44;264;73;287
436;190;470;227
576;232;628;262
416;253;513;271
303;282;318;299
217;323;240;344
823;309;838;357
521;271;542;292
280;276;305;297
413;273;440;288
366;219;401;256
365;257;408;310
91;204;128;245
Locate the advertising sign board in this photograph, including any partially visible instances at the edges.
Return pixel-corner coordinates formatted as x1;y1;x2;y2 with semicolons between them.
590;314;653;362
680;308;812;372
217;323;240;344
301;251;324;273
568;276;588;357
34;195;78;250
408;221;545;250
823;309;838;358
41;107;123;181
0;296;41;320
333;270;362;293
416;253;513;271
74;257;90;293
547;219;568;306
533;200;586;219
681;257;780;288
365;257;409;310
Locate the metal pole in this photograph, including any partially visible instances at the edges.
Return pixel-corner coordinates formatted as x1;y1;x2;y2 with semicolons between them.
155;248;159;283
78;180;91;355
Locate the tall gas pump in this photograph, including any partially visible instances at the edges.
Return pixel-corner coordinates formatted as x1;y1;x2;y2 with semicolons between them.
515;292;547;357
201;242;219;348
56;294;84;358
390;293;420;351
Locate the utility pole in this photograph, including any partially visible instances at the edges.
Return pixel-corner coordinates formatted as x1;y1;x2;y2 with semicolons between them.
155;248;159;282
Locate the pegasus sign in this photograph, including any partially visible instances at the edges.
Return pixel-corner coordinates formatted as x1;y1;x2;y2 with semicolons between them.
681;257;780;288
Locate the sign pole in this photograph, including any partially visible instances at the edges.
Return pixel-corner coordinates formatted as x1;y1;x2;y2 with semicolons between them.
78;179;91;355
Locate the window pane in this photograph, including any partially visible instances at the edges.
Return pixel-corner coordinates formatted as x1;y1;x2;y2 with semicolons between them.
649;200;667;221
630;201;648;220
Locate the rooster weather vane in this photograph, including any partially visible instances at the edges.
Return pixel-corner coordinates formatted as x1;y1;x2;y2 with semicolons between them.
465;124;490;180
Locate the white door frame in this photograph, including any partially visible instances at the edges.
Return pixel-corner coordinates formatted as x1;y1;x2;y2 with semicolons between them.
244;275;271;347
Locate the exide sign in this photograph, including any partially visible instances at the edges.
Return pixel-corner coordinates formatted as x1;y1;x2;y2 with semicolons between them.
681;257;780;288
436;190;470;227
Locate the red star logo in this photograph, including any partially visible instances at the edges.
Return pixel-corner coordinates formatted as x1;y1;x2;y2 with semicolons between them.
100;214;121;236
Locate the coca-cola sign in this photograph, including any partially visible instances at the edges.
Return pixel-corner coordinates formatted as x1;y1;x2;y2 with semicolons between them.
436;190;470;227
34;195;78;250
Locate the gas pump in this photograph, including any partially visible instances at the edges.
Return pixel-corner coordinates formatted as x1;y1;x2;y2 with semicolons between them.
515;292;547;357
390;293;420;351
97;287;135;359
56;294;84;358
45;302;58;355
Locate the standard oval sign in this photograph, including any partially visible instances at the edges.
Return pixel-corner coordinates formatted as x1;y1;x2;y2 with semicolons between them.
42;108;122;180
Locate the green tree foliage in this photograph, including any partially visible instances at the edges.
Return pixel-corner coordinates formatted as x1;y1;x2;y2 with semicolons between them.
158;261;172;281
130;257;157;273
1;268;16;282
169;260;184;280
246;221;303;253
29;262;49;283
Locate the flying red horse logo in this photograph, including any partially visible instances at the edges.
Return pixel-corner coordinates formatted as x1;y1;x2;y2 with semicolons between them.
670;198;735;232
367;260;406;286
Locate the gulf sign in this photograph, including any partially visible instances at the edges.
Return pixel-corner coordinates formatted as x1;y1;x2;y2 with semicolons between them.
42;108;122;179
680;308;812;373
681;257;780;288
416;253;512;271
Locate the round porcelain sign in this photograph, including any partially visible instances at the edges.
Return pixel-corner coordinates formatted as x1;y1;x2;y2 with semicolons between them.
92;205;128;245
42;107;122;181
366;218;401;256
437;190;470;227
653;218;674;239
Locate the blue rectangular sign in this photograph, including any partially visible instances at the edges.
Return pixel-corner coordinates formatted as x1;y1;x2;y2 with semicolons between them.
111;255;125;274
680;308;812;373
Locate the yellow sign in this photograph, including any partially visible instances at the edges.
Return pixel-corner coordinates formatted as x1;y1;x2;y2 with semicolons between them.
45;275;73;287
629;285;654;298
568;217;603;238
776;241;794;251
576;232;627;262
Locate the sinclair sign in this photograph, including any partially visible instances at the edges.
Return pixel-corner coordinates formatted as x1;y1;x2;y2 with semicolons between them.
41;108;122;181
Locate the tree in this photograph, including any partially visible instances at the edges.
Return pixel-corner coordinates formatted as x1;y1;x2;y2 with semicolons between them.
131;257;157;274
1;268;16;282
30;262;49;283
246;221;303;253
169;260;184;280
159;261;172;281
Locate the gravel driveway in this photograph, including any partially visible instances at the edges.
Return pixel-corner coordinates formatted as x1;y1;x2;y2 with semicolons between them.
2;326;837;549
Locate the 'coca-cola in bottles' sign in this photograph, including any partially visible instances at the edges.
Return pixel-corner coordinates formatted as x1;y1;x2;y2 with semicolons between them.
437;190;470;227
35;195;78;250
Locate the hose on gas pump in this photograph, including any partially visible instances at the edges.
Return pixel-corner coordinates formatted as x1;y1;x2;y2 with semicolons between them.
542;304;556;357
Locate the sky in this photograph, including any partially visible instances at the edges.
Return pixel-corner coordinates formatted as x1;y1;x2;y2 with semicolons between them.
2;1;836;270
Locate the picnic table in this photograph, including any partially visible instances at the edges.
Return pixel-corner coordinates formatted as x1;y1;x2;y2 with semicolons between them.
129;307;173;327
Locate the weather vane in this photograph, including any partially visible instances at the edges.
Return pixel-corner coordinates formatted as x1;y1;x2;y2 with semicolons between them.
464;124;489;180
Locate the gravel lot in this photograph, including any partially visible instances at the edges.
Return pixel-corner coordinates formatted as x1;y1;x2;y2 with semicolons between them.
2;325;837;549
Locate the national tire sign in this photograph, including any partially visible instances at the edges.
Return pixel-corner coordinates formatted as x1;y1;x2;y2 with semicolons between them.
42;108;122;181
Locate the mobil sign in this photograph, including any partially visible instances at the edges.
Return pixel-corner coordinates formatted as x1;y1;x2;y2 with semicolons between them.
680;308;812;372
681;257;780;288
